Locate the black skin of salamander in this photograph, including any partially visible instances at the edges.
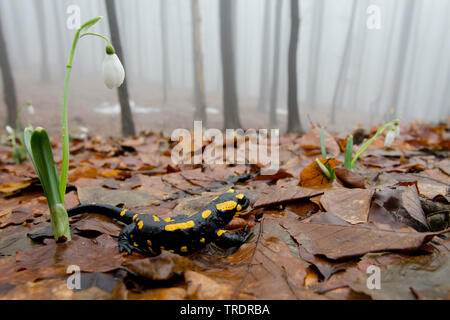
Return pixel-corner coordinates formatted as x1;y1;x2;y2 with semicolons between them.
67;191;253;256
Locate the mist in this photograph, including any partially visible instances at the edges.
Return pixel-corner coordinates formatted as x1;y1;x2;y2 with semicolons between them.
0;0;449;136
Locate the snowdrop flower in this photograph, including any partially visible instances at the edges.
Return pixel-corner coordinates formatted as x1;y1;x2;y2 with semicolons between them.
5;125;14;136
384;124;400;147
102;45;125;89
27;104;35;115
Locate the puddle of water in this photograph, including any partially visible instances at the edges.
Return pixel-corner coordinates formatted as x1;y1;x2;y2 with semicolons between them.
93;101;161;115
206;107;219;115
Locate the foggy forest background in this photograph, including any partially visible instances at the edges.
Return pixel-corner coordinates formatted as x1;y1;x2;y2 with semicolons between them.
0;0;449;137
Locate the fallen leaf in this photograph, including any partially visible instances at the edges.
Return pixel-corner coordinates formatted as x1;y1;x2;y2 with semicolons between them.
253;185;323;208
300;158;340;188
369;186;428;231
320;188;373;224
281;220;438;260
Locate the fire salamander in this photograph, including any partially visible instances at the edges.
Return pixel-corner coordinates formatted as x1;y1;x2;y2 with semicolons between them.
67;189;252;256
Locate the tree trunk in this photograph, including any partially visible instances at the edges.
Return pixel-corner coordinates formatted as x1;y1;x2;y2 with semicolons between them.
160;0;170;105
219;0;241;129
105;0;136;136
33;0;51;82
389;0;417;116
52;0;66;79
269;0;283;126
257;0;272;112
0;17;17;128
330;0;357;123
287;0;302;133
191;0;207;123
305;0;324;109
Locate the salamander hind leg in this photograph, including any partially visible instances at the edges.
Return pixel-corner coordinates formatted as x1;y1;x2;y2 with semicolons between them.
213;226;253;249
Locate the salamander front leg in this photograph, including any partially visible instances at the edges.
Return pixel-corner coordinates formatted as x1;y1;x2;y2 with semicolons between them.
214;226;253;249
118;224;144;255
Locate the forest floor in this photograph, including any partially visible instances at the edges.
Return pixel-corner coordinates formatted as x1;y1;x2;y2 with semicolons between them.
0;118;448;299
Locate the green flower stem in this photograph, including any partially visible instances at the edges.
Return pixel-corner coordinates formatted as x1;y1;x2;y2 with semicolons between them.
320;126;327;159
343;135;353;170
80;32;111;46
350;118;399;169
59;16;102;202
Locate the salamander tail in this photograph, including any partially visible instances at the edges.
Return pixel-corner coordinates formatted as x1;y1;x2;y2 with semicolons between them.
67;203;136;224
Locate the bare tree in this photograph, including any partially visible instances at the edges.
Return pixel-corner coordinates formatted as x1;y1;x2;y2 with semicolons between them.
219;0;241;129
305;0;324;109
269;0;283;126
257;0;272;112
33;0;51;82
190;0;207;123
330;0;357;123
160;0;170;105
105;0;136;136
0;17;17;127
287;0;302;133
389;0;418;116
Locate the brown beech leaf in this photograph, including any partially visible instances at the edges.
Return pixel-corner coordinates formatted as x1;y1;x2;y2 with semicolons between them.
15;234;124;274
0;278;74;300
298;127;341;158
111;282;186;300
72;213;123;237
253;185;323;208
0;179;35;197
77;186;159;207
369;185;428;231
350;252;450;300
185;270;234;299
281;220;438;260
334;167;366;188
123;251;200;281
320;188;373;224
0;207;35;229
300;158;340;188
200;236;321;300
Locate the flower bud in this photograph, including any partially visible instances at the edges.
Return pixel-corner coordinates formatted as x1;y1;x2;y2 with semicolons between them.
102;48;125;89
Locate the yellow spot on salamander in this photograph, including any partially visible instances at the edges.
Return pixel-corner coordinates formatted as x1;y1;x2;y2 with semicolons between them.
236;194;244;199
132;214;138;221
200;238;205;243
153;215;160;222
216;201;237;211
120;209;127;216
217;230;227;237
236;205;242;212
130;234;134;239
180;246;188;252
226;188;234;193
164;220;195;231
133;242;139;247
160;246;165;250
147;239;152;246
202;210;212;218
168;249;174;253
137;221;144;229
164;217;174;222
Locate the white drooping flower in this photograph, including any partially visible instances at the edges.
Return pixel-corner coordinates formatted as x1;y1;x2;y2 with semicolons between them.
27;104;35;115
5;125;14;136
384;125;400;147
102;46;125;89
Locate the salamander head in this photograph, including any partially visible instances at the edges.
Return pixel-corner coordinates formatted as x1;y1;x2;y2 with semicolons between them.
213;190;250;218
